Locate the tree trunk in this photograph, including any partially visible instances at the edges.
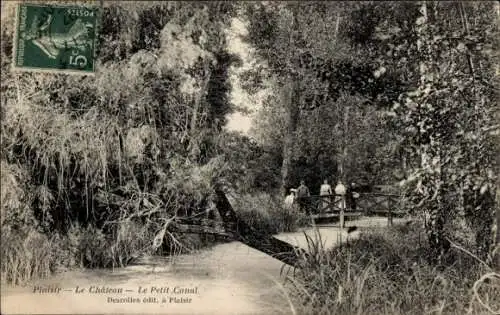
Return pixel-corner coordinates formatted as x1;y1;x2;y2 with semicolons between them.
280;80;300;196
494;182;500;268
490;1;499;269
491;114;499;266
339;105;350;181
280;3;300;196
188;63;210;161
417;1;450;260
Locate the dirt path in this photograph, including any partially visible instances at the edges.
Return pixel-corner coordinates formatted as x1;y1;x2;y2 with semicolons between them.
1;217;404;314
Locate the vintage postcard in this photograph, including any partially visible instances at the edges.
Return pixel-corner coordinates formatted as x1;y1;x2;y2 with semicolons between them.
1;1;498;315
12;2;99;75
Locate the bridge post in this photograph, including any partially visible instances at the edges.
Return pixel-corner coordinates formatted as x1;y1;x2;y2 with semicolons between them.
388;197;393;226
340;196;345;228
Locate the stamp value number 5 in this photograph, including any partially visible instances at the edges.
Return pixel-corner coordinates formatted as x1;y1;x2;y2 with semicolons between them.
13;3;99;75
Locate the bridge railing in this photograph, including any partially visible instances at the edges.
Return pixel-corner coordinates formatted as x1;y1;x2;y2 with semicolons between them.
299;193;406;225
296;194;345;215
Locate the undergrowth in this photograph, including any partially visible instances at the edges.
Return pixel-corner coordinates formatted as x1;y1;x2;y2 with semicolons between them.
286;223;500;315
232;192;310;235
1;229;60;285
1;1;237;285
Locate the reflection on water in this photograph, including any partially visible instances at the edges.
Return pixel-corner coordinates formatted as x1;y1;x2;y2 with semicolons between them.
1;217;404;314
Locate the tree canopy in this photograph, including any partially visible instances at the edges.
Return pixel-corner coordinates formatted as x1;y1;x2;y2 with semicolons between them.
1;1;498;275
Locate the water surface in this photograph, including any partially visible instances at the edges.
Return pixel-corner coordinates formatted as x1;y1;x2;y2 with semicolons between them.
1;217;402;314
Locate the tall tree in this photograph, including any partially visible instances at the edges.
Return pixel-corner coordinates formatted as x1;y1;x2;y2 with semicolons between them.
245;2;400;193
388;1;499;260
280;3;301;196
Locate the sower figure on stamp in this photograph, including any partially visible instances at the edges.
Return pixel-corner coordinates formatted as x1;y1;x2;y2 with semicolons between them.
13;3;98;74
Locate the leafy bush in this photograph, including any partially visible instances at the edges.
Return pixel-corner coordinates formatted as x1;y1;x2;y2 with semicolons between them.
232;192;309;235
65;221;154;269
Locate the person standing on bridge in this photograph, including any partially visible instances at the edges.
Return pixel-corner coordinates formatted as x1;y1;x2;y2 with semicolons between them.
319;179;333;213
346;182;359;211
284;189;297;211
335;180;347;228
296;180;311;214
335;180;347;211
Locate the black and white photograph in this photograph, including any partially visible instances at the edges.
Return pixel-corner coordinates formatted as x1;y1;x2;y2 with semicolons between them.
1;1;499;314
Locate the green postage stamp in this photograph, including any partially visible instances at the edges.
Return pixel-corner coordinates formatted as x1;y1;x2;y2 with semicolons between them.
13;3;99;75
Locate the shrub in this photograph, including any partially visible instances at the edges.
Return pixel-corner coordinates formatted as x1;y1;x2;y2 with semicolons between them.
65;221;156;269
232;192;309;235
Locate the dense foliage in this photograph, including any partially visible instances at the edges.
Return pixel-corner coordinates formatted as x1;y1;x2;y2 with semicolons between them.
1;1;498;298
244;2;407;193
243;1;499;262
290;223;499;315
1;1;243;281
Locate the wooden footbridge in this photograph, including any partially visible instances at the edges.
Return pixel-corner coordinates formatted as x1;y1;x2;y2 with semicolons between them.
299;192;406;226
164;185;406;268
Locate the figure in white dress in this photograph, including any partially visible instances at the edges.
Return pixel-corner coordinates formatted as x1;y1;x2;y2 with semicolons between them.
284;189;297;210
335;180;347;211
319;179;333;213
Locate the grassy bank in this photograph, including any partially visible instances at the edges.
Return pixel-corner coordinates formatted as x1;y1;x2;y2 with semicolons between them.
287;223;499;315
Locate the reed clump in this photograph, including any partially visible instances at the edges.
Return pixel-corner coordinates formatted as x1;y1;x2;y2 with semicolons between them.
0;161;60;285
288;223;500;315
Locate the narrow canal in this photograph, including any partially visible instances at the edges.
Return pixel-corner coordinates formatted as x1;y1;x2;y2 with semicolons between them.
1;217;402;314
